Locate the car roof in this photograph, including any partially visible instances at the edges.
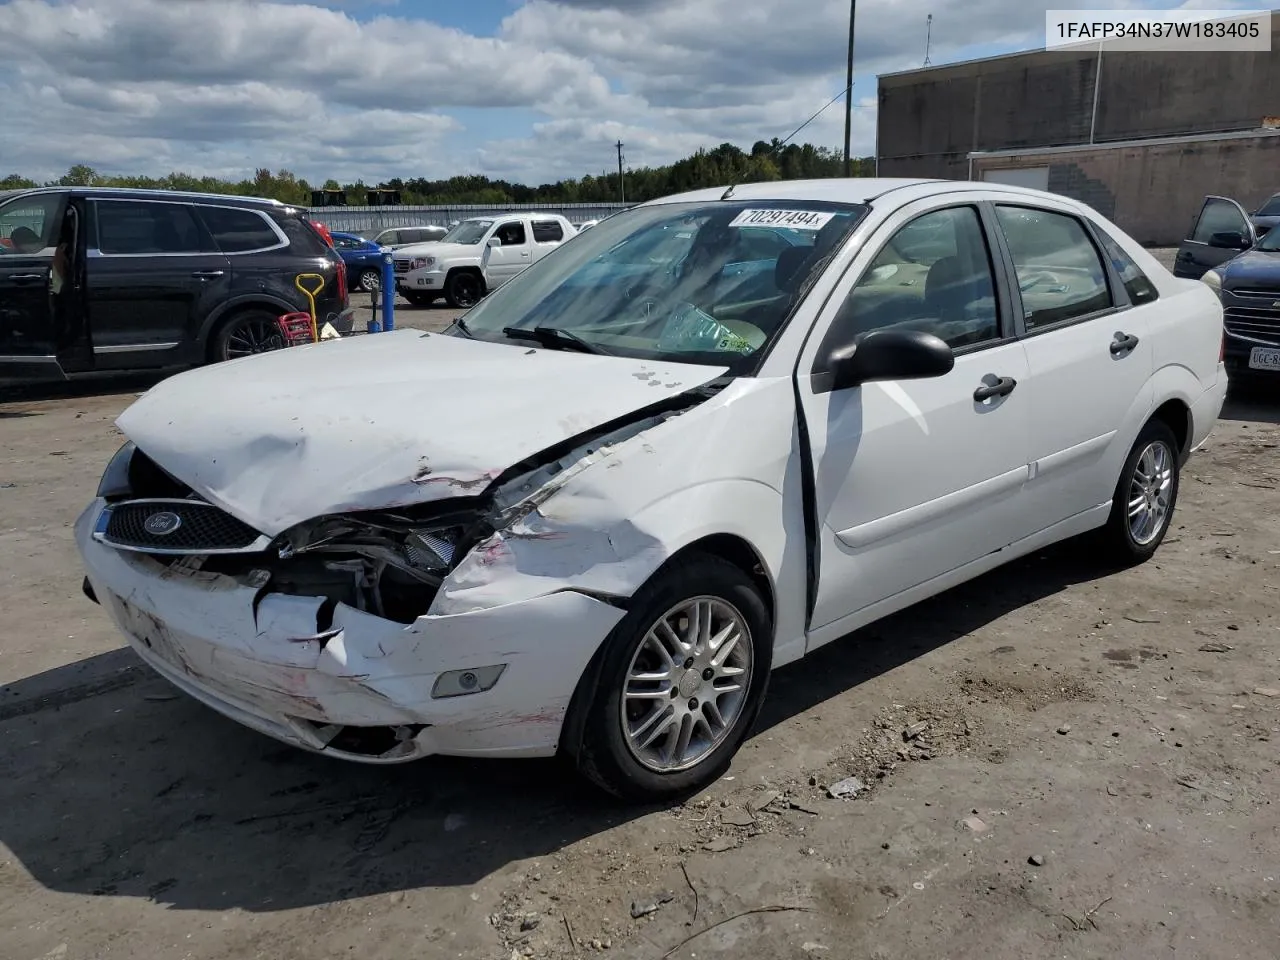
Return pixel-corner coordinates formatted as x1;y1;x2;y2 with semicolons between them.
0;185;289;210
642;177;1078;210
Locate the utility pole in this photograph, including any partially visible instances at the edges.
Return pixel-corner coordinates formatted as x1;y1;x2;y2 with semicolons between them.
842;0;857;177
616;140;626;204
924;14;933;66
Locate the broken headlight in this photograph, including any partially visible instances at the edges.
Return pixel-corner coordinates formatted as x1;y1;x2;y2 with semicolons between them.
96;441;137;499
275;511;478;583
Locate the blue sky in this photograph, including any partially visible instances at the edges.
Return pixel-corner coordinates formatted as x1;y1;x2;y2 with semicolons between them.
0;0;1261;186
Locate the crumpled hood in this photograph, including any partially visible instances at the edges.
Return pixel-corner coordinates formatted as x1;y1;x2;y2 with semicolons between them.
117;330;727;536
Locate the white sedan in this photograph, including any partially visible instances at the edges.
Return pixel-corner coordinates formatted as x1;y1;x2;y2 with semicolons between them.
76;178;1227;801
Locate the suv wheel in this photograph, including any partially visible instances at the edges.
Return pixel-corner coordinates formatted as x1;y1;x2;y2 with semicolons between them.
445;271;483;308
357;268;381;292
210;309;287;363
567;553;772;802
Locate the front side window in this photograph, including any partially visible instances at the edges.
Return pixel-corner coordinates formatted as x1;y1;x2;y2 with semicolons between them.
1191;198;1248;244
532;220;564;243
496;221;527;246
995;205;1112;330
441;220;492;244
96;201;206;255
1094;227;1158;305
0;193;64;255
451;199;867;373
197;206;281;253
821;205;1000;356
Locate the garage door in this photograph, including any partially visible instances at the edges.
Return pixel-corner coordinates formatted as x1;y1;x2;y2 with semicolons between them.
981;166;1050;191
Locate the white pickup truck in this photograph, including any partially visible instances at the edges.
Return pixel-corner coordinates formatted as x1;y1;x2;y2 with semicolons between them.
394;213;577;308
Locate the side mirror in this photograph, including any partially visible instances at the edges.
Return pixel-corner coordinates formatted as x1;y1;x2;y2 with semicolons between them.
1208;230;1250;250
487;236;502;249
821;329;955;393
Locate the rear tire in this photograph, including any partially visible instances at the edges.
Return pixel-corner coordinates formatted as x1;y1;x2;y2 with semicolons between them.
567;553;772;803
209;309;286;363
1096;419;1180;565
445;270;484;309
357;268;380;292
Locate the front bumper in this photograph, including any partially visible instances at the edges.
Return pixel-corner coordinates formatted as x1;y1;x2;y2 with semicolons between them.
75;499;625;763
1224;334;1280;381
398;267;446;293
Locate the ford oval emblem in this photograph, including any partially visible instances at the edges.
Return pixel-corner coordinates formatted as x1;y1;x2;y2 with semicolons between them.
143;511;183;536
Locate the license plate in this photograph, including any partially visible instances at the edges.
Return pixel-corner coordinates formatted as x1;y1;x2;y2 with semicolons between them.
1248;346;1280;371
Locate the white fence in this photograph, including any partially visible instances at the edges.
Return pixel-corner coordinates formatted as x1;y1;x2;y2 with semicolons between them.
307;202;628;233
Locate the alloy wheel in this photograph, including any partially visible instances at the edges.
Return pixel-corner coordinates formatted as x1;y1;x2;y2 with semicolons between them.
1127;440;1174;545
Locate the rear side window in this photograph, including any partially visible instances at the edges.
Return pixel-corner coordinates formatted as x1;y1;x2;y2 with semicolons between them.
1094;228;1158;305
96;201;206;255
275;216;332;256
994;205;1112;330
197;206;283;253
532;220;564;243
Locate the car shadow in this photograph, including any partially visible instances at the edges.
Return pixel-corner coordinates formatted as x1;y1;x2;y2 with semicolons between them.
0;371;172;405
0;538;1114;913
1221;388;1280;426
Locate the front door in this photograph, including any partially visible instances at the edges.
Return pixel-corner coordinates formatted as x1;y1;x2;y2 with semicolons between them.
1174;195;1255;279
483;219;532;288
86;198;231;368
992;201;1155;528
797;200;1031;641
0;190;92;381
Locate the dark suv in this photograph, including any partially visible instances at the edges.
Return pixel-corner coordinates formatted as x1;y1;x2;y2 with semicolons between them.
0;187;353;383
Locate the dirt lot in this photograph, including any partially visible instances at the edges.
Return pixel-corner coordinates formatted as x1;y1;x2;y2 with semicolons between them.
2;265;1278;960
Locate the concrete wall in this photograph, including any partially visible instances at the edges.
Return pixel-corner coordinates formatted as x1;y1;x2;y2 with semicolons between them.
876;17;1280;177
971;133;1280;245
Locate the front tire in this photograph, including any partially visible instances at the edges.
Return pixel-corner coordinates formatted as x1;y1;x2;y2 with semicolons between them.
569;553;772;802
1097;419;1180;564
445;270;483;308
357;268;381;292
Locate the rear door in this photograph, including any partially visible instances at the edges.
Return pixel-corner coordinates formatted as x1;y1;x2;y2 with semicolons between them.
87;198;231;368
0;190;93;381
993;200;1155;530
1174;196;1255;279
530;219;566;263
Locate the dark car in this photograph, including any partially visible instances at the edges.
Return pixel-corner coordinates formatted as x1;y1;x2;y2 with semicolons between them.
330;231;387;292
0;186;353;383
1173;194;1280;381
1251;192;1280;239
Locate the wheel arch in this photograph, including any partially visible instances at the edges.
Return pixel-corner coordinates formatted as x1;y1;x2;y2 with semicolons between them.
199;296;295;356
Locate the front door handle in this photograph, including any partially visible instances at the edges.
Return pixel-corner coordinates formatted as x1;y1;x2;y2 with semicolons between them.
9;273;44;282
974;377;1017;402
1110;332;1140;355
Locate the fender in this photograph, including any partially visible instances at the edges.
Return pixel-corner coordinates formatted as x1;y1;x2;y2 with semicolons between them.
197;292;299;345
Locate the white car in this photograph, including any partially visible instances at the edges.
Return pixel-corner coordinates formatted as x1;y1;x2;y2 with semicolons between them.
393;213;576;308
76;178;1227;801
372;225;447;249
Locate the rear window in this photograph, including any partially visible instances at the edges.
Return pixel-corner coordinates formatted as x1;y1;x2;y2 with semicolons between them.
276;216;333;256
96;201;206;255
532;220;564;243
197;206;283;253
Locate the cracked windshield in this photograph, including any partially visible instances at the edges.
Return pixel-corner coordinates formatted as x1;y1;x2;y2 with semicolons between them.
451;201;866;368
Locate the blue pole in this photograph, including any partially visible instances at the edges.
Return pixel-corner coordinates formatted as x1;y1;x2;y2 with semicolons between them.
380;248;395;332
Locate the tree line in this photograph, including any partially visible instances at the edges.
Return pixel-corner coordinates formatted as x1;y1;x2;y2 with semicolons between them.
2;140;874;207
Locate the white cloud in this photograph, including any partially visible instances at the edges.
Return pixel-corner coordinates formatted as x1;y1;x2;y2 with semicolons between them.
0;0;1207;186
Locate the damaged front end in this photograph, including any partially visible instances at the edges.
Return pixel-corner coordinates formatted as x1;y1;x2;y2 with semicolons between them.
94;375;729;624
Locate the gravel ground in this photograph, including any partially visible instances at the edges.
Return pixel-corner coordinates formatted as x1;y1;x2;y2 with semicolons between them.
3;249;1278;960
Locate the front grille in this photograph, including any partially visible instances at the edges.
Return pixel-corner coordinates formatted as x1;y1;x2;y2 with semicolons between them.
1227;287;1280;301
394;258;411;274
98;499;268;554
1223;304;1280;345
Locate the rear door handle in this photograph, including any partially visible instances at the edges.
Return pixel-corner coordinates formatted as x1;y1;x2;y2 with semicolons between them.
1110;332;1140;355
1176;251;1193;260
191;270;225;279
974;377;1017;402
9;273;44;282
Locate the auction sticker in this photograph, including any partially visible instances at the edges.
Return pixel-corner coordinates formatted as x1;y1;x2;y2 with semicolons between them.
728;209;835;230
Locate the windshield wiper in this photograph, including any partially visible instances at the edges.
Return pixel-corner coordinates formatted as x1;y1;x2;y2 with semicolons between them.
501;325;611;356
